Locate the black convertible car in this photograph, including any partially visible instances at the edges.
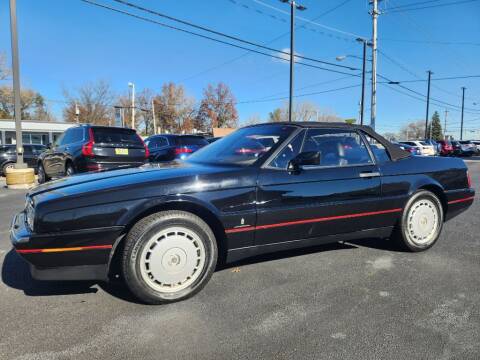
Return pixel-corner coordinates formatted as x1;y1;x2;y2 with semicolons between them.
10;123;474;304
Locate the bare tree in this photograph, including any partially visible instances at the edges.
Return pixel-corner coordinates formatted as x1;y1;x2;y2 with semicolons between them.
63;80;114;125
268;101;343;123
0;52;11;80
243;114;263;126
0;85;53;121
153;82;196;134
196;83;238;131
399;120;425;140
382;132;398;141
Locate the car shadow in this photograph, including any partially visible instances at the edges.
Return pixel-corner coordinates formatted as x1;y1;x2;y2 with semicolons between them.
1;249;99;296
2;237;399;303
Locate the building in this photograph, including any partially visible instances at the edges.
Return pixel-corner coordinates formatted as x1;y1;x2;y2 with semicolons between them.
0;119;74;145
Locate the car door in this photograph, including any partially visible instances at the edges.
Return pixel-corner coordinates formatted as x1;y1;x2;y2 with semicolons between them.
255;127;385;246
45;129;71;176
22;145;37;168
147;136;171;161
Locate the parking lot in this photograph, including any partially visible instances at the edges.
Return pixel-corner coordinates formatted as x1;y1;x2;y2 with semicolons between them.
0;158;479;360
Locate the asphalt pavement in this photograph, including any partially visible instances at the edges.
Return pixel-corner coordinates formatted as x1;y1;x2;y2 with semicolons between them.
1;159;479;360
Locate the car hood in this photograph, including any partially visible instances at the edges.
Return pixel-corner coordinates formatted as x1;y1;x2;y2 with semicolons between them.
28;161;250;201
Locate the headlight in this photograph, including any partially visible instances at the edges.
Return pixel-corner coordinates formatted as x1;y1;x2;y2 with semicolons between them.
25;198;35;231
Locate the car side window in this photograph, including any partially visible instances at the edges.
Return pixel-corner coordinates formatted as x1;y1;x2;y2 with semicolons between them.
268;130;305;169
59;130;72;145
23;146;33;155
362;133;390;163
147;137;168;149
70;128;84;143
301;129;373;167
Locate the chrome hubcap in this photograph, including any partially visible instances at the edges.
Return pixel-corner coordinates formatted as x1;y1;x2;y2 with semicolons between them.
407;199;439;245
139;226;206;293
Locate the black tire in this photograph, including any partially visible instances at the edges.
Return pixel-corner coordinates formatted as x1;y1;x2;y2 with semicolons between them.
65;162;75;177
392;190;443;252
2;162;15;176
37;162;49;184
122;210;218;304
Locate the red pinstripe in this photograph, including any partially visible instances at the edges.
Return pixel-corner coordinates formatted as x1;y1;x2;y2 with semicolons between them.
225;208;403;234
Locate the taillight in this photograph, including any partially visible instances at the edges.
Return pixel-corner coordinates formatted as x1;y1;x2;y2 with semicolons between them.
136;135;149;159
81;128;95;157
467;171;472;188
175;147;193;155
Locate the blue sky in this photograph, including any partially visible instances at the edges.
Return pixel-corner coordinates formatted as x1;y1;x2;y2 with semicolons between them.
1;0;480;137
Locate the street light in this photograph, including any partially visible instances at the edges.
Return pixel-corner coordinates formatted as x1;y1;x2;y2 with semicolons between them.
279;0;306;122
128;82;135;129
335;38;370;125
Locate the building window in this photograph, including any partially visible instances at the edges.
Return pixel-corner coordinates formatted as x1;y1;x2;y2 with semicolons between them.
6;131;16;144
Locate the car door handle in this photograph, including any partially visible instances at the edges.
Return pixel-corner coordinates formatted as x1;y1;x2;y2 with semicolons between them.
359;171;381;178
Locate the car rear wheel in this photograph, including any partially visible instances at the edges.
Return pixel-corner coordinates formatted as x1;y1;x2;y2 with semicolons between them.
2;162;15;176
37;163;49;184
122;210;217;304
393;190;443;252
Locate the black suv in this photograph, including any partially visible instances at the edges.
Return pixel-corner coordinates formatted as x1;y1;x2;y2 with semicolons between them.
37;125;148;183
0;144;46;176
145;134;208;162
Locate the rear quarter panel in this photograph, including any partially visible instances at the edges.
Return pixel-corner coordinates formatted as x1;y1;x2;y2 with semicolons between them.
378;156;473;222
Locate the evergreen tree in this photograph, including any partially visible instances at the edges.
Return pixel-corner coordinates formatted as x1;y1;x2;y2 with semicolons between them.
430;111;443;140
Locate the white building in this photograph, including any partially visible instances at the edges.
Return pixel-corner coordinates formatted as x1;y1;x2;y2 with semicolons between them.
0;119;74;145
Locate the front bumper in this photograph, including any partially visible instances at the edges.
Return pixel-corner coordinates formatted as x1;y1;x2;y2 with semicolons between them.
10;211;124;281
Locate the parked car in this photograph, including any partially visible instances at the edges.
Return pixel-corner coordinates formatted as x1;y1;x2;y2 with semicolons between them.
392;142;421;156
11;122;474;304
423;139;441;155
470;140;480;154
145;134;209;162
0;144;46;176
437;140;454;156
399;141;435;156
451;140;476;157
37;125;148;183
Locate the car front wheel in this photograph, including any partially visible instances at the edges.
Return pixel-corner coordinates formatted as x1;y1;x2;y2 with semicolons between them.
122;210;218;304
393;190;443;252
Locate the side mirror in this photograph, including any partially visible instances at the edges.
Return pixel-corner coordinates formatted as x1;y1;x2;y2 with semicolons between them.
287;151;321;173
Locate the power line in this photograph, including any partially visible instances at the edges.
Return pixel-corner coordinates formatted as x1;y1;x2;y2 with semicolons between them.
251;0;364;39
179;0;357;82
379;38;480;46
384;0;443;10
80;0;361;77
112;0;358;71
226;0;357;42
384;0;480;13
237;84;361;104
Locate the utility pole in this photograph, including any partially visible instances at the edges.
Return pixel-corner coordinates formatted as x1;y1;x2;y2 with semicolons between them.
279;0;306;122
370;0;379;130
151;98;157;135
75;102;80;124
358;38;367;126
128;82;135;129
9;0;26;169
444;109;448;139
425;70;432;139
460;87;466;140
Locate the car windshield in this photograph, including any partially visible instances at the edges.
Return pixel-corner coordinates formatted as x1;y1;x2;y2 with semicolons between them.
186;124;295;166
420;141;428;146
